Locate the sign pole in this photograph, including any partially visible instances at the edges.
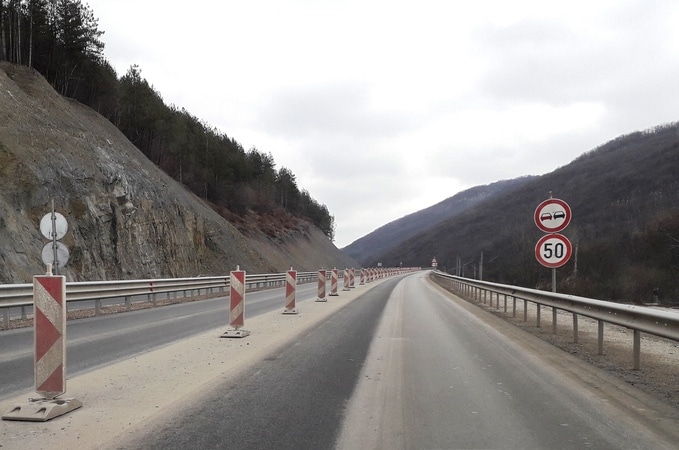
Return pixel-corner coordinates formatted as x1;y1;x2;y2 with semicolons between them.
534;197;573;293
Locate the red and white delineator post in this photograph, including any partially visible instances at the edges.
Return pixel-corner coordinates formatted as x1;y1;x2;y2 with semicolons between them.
359;268;366;285
349;268;355;289
342;268;351;291
329;268;339;296
283;268;298;314
221;267;250;338
3;266;82;422
316;269;327;302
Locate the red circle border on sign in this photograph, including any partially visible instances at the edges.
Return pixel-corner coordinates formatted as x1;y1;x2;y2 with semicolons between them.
534;198;572;233
535;233;573;268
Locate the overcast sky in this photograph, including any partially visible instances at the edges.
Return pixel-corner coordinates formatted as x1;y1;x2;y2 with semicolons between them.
86;0;679;248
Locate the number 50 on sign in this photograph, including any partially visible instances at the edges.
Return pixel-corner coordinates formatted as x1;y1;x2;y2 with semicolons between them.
535;233;572;268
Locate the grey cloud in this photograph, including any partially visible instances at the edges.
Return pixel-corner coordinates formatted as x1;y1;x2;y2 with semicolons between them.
256;82;416;140
473;1;677;106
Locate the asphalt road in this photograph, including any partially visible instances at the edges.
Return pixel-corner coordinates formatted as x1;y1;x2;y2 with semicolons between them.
0;282;319;399
120;272;676;449
338;273;674;449
124;275;401;449
2;273;676;449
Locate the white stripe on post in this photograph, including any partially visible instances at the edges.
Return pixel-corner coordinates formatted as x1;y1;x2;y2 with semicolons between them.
2;273;82;422
221;267;249;338
283;268;298;314
330;268;339;296
34;275;66;399
342;268;351;291
316;270;327;302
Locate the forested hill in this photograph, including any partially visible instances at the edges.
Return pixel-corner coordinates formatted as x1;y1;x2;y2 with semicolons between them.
342;177;536;264
350;123;679;304
0;0;335;240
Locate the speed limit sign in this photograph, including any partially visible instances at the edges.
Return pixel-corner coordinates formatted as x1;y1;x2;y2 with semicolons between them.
535;233;572;268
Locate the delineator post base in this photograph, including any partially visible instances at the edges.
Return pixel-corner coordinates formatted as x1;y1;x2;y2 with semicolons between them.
2;397;82;422
220;328;250;338
282;308;298;315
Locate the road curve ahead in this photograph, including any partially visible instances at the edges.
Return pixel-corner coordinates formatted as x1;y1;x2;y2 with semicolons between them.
121;272;677;449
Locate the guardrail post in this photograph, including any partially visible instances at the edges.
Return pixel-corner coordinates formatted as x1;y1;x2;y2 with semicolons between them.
125;296;131;311
552;308;557;334
3;308;9;328
633;330;641;370
512;296;516;317
536;304;541;328
221;267;249;338
523;300;528;322
573;313;579;343
283;268;298;314
95;299;101;316
597;320;604;355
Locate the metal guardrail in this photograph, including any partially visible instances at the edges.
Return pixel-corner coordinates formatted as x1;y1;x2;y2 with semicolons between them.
431;271;679;370
0;271;322;326
0;268;421;327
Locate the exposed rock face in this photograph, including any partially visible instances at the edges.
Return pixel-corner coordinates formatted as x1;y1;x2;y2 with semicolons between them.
0;62;355;283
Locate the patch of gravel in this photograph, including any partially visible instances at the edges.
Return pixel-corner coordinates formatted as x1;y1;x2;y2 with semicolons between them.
432;280;679;410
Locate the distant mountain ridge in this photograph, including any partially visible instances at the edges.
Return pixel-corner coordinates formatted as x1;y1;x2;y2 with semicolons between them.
345;122;679;303
342;177;536;264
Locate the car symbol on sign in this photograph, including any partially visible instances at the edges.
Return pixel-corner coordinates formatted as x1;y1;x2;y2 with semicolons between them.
553;211;566;220
540;212;552;221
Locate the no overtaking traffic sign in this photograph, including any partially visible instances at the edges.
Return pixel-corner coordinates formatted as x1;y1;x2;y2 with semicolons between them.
534;198;571;233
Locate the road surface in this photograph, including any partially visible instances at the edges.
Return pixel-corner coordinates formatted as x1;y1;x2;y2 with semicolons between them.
0;282;319;399
1;272;677;449
114;273;679;449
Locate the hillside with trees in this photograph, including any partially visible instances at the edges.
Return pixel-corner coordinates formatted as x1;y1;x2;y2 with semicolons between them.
350;124;679;304
342;177;536;264
0;0;335;240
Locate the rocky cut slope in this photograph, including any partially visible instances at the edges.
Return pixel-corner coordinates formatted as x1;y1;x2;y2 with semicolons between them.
0;62;355;283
